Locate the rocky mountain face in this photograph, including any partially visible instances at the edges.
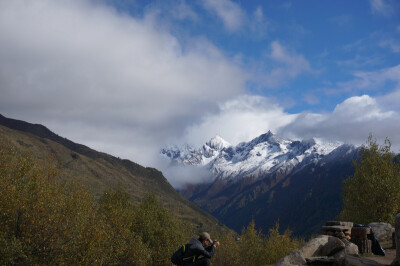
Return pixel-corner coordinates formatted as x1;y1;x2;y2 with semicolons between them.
162;132;360;237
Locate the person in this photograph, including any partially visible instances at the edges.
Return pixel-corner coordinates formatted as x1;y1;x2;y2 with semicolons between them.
179;232;220;266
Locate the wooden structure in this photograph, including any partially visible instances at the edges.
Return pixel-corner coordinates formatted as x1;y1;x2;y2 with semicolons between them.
351;227;372;254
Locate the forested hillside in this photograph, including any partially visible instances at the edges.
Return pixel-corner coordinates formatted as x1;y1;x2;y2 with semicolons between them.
0;115;225;234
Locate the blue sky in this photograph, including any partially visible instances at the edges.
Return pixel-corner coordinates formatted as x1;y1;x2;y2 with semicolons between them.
0;0;400;169
115;0;400;112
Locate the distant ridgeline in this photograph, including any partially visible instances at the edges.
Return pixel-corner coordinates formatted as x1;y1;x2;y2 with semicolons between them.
162;133;361;237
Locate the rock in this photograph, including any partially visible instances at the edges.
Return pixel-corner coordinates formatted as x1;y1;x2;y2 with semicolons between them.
300;235;345;258
368;222;394;243
336;232;346;239
300;235;329;257
305;256;337;265
344;255;384;266
396;213;400;264
274;250;306;266
326;221;354;227
322;224;352;240
333;239;359;264
342;239;359;256
319;237;346;256
322;226;352;232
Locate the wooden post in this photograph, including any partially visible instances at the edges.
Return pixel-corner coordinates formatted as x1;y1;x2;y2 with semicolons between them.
351;227;371;254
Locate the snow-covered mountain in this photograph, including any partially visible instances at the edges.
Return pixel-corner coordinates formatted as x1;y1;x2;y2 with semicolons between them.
161;131;360;237
161;131;353;183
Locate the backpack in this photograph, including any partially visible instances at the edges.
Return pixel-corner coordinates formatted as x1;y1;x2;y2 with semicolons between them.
171;244;191;265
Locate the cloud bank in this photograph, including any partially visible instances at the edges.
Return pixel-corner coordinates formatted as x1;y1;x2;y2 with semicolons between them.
278;95;400;151
0;0;247;165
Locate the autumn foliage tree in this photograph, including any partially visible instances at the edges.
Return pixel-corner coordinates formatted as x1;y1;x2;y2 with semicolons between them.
340;135;400;224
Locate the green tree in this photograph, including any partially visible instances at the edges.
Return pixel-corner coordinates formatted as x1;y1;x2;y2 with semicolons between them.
340;135;400;224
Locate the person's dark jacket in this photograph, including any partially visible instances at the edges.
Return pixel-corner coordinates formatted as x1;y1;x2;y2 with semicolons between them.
179;237;216;265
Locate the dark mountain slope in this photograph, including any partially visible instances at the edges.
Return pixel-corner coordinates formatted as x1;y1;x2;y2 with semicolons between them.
0;114;227;234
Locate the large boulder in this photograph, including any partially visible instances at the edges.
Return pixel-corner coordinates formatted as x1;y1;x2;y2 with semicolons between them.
368;222;395;243
276;235;359;266
275;250;306;266
299;235;329;257
300;235;345;258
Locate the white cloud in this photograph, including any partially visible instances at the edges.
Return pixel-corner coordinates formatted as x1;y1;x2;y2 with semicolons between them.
336;64;400;95
369;0;394;17
249;6;269;38
269;41;309;68
278;95;400;151
380;39;400;53
254;41;313;88
336;54;383;68
202;0;244;32
157;161;213;188
303;94;320;105
333;95;394;121
181;95;297;147
254;6;263;23
170;0;198;21
0;0;247;166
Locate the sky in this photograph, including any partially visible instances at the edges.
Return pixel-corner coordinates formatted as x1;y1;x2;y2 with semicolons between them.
1;0;400;179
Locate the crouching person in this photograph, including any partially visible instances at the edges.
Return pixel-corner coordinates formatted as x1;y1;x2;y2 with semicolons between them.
174;232;220;266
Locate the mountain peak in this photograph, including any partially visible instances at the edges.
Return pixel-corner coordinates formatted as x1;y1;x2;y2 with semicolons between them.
251;130;276;144
205;135;231;150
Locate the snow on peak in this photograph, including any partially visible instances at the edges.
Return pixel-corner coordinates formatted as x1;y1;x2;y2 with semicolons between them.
162;131;351;182
205;135;231;150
